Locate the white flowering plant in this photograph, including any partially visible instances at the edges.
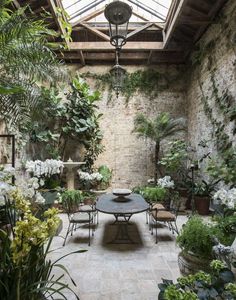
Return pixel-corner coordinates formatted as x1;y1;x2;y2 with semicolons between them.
213;188;236;210
78;170;103;190
157;176;175;189
25;159;64;190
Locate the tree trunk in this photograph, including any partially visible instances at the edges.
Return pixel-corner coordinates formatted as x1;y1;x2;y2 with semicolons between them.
154;142;160;185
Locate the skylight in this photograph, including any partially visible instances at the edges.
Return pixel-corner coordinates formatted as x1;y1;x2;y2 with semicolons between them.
61;0;173;24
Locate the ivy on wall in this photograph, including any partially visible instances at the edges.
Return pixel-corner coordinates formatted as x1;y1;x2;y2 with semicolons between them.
82;68;185;104
192;3;236;185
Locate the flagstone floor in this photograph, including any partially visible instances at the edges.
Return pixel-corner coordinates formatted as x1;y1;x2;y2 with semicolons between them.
49;212;188;300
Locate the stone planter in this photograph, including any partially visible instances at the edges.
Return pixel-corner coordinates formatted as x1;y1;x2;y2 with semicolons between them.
178;251;211;275
194;196;210;215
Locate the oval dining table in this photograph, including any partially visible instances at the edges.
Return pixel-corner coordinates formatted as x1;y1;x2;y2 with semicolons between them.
96;193;149;244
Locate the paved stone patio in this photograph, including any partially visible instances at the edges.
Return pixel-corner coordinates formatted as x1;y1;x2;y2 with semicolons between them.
49;212;187;300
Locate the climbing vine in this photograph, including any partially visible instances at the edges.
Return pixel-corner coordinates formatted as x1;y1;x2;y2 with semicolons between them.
82;68;184;104
191;3;236;185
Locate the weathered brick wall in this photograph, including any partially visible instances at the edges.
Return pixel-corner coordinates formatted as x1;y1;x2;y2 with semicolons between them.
70;65;187;188
186;0;236;174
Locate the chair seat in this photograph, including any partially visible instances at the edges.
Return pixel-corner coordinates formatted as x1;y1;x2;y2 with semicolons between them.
70;212;93;223
152;203;165;210
152;210;175;221
79;205;94;212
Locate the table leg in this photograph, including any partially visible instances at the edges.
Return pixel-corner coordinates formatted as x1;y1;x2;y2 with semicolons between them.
108;214;136;244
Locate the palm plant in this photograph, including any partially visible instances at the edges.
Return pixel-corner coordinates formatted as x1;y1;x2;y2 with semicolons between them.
0;0;65;127
133;112;186;184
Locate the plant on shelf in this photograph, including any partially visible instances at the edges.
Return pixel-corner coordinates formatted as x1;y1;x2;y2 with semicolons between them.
158;260;236;300
133;112;186;184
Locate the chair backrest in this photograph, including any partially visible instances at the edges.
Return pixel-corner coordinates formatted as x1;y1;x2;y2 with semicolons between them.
62;198;80;216
169;191;181;216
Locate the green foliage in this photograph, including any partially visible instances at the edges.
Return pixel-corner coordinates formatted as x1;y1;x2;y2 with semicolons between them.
82;68;184;103
97;165;112;189
61;189;83;205
193;180;218;197
211;214;236;246
0;0;64;126
133;112;186;143
158;262;236;300
210;260;226;274
0;190;84;299
133;112;186;183
21;76;104;169
159;140;188;174
135;186;166;203
177;215;214;259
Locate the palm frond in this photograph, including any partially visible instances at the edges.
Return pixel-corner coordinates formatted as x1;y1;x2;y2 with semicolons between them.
0;1;67;127
133;113;156;139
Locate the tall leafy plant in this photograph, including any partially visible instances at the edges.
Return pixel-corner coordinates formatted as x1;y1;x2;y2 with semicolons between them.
22;76;103;169
133;112;186;184
0;0;65;127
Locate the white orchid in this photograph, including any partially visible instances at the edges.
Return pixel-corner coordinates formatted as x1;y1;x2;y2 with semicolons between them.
25;159;64;178
213;188;236;209
157;176;175;189
35;192;45;204
78;171;103;182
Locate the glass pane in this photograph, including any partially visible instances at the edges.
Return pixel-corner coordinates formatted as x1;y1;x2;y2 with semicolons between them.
61;0;173;23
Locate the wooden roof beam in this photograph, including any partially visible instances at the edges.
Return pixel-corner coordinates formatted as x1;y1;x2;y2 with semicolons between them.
71;7;105;26
47;0;70;48
79;22;110;41
79;50;85;65
147;50;153;64
57;51;184;62
68;41;165;51
163;0;189;48
127;23;155;39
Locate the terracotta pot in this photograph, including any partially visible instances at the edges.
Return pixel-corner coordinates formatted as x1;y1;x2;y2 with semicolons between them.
178;251;211;275
194;196;210;215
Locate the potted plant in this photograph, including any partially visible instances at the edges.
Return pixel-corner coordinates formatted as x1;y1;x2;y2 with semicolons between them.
193;180;218;215
61;189;83;212
137;186;167;204
97;165;112;190
176;215;214;275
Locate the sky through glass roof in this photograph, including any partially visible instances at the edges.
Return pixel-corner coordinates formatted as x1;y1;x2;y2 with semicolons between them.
62;0;173;24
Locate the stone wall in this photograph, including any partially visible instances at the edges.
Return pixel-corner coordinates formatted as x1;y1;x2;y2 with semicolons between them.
69;65;187;188
66;1;236;188
186;0;236;175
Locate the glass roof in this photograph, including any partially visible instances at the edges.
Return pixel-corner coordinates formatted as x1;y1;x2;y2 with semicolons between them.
61;0;173;24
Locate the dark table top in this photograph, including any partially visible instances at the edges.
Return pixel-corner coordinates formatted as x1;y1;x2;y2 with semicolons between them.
96;193;149;215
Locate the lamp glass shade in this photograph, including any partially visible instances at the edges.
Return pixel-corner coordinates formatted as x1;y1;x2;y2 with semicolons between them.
105;1;132;49
110;63;127;97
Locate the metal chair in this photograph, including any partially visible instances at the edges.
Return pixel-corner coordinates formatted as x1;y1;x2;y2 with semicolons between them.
62;198;96;246
150;200;179;244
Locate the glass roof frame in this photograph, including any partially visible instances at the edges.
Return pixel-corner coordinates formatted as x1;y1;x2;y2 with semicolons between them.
61;0;173;24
